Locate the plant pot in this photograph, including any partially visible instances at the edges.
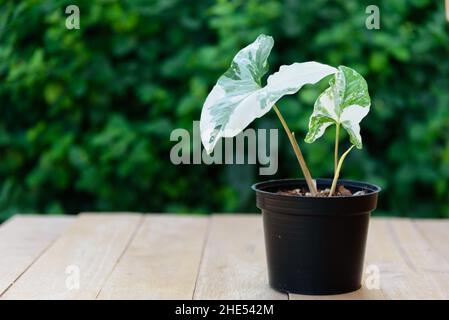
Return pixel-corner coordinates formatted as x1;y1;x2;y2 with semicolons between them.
252;178;380;295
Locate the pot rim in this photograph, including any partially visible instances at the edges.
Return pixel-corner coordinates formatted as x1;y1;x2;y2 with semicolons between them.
252;178;381;199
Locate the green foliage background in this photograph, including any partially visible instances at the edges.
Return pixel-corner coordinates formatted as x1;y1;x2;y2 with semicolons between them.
1;0;448;220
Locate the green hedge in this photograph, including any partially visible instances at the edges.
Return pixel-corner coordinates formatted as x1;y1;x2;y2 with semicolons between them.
1;0;448;220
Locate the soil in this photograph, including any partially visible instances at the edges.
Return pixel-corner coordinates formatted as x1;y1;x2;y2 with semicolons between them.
277;185;366;197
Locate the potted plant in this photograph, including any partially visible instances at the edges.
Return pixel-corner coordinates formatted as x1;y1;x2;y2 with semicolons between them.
200;34;380;295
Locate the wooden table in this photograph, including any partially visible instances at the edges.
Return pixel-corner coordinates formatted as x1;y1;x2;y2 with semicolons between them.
0;214;448;300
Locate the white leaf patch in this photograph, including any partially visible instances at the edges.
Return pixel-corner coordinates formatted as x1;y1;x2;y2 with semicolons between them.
305;66;371;149
200;35;337;154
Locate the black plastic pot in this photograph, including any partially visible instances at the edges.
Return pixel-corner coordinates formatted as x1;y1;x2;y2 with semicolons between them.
252;178;380;295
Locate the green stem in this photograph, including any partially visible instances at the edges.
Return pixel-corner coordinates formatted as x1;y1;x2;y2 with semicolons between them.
273;105;317;195
329;145;354;196
334;123;340;173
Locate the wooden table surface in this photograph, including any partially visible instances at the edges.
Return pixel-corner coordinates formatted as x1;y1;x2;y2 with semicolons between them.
0;213;448;300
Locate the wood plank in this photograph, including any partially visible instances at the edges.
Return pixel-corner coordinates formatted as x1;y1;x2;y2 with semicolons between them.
0;215;73;296
360;218;415;300
413;219;449;265
388;219;449;299
2;213;142;299
97;215;208;299
193;214;286;300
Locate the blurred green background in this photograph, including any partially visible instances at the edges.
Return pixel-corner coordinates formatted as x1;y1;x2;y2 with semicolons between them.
1;0;448;221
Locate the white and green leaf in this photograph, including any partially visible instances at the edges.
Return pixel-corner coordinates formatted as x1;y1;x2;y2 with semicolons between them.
305;66;371;149
200;34;337;154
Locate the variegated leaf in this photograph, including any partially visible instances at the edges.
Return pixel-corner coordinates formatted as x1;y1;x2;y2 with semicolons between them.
305;66;371;149
200;34;337;154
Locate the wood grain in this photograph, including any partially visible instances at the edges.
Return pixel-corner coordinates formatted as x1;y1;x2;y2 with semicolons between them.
2;213;142;299
2;215;448;300
388;219;449;299
193;214;286;300
0;215;73;296
97;215;208;299
413;219;449;266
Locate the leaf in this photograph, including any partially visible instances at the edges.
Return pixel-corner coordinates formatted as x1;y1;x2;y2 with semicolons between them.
305;66;371;149
200;34;337;154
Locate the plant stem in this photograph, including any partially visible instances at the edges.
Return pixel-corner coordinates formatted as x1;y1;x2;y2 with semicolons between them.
334;123;340;173
329;145;355;196
272;105;317;195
